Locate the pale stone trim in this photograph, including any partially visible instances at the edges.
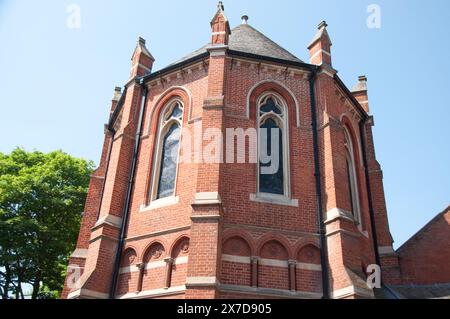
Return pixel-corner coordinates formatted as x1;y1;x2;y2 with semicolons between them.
173;256;188;265
119;264;140;274
326;228;361;239
119;256;189;274
89;234;119;244
324;207;355;224
130;63;152;72
317;68;335;78
220;284;322;299
70;248;88;259
125;225;190;243
146;260;166;270
68;288;109;300
206;44;228;51
186;276;220;287
118;285;186;299
358;225;369;238
296;262;322;271
192;192;222;205
207;46;228;57
250;193;299;208
378;246;396;255
221;254;322;271
259;258;289;268
67;264;84;270
93;214;122;230
325;208;367;238
222;254;251;264
331;285;375;299
310;49;331;61
140;196;179;212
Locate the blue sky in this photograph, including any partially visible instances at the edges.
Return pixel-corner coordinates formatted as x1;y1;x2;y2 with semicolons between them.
1;0;449;249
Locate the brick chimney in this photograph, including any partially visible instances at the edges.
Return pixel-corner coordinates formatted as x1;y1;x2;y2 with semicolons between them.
308;21;333;67
130;37;155;78
351;75;370;113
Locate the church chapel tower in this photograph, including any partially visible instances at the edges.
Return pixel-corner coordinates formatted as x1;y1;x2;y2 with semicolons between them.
62;2;399;299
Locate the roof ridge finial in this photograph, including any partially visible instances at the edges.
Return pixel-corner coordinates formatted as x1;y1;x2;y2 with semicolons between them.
218;1;224;11
241;15;249;24
318;20;328;30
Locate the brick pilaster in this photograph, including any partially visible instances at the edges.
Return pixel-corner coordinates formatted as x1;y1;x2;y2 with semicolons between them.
185;2;229;299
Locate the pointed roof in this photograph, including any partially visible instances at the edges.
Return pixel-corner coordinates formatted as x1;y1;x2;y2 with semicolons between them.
229;24;302;62
166;23;303;68
307;21;332;49
211;1;229;25
132;37;155;61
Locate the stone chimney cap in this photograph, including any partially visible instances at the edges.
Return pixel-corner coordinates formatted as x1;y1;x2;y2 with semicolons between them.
358;75;368;82
318;21;328;30
112;86;122;101
133;36;155;61
308;20;332;49
241;15;249;24
351;76;368;93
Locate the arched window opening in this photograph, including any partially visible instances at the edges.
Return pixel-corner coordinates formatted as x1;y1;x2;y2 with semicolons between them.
257;94;289;197
344;127;361;224
151;100;183;202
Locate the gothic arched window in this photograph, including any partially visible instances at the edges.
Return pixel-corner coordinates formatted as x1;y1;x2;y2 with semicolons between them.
151;100;183;201
257;93;289;197
344;126;361;223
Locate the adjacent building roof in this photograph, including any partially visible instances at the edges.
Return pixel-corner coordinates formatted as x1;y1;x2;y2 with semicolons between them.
386;284;450;299
396;205;450;253
166;23;303;69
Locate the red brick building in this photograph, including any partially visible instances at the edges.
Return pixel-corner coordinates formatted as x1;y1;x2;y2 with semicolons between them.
61;3;448;299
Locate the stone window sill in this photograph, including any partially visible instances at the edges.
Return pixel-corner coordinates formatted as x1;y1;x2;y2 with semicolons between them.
140;196;179;212
249;193;299;207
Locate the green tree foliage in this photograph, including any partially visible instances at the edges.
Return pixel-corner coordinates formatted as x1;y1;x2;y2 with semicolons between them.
0;148;94;299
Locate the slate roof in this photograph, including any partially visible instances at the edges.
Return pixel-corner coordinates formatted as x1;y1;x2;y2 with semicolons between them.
386;284;450;299
166;23;303;68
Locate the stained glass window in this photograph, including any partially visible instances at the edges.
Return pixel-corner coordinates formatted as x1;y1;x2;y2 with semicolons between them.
259;118;284;195
258;94;287;196
152;100;184;201
344;127;361;222
260;97;282;115
157;123;180;199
